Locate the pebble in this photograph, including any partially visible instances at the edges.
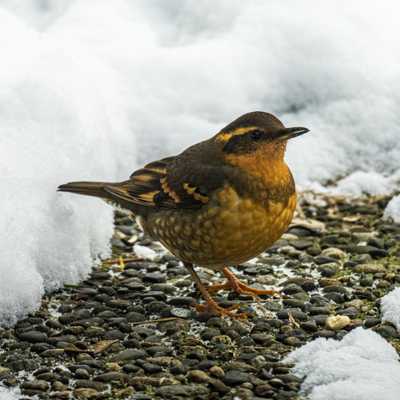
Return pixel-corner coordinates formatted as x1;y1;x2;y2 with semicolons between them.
143;272;166;283
21;380;49;391
209;365;225;378
290;239;314;250
354;264;386;273
326;315;351;330
112;348;147;362
18;331;48;343
364;317;380;328
317;263;339;277
223;370;249;385
94;372;127;383
75;380;107;391
375;324;399;339
321;247;347;260
73;388;99;399
187;369;210;383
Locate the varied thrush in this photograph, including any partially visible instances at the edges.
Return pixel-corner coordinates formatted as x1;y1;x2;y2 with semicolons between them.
58;112;309;318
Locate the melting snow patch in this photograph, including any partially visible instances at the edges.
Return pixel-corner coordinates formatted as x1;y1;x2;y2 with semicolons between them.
381;288;400;332
133;244;158;261
0;386;21;400
384;195;400;223
285;327;400;400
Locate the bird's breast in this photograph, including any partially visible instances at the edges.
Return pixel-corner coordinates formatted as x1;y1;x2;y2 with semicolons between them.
145;184;296;269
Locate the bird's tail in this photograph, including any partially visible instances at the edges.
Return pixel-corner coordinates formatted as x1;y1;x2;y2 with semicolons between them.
57;181;111;199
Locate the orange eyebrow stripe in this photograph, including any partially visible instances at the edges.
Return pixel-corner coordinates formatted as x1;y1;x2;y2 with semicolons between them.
216;126;258;142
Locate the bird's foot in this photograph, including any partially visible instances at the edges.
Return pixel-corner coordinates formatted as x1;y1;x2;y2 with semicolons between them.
195;299;248;319
207;267;280;300
184;263;248;319
205;281;231;294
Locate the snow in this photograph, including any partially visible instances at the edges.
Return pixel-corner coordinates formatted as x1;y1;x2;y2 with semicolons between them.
333;171;397;196
1;0;400;325
286;327;400;400
381;288;400;331
384;196;400;223
0;386;20;400
134;244;158;261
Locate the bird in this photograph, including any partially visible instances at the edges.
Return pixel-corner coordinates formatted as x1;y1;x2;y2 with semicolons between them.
58;111;309;318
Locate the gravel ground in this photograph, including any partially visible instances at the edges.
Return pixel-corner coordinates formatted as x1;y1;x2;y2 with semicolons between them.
1;192;400;400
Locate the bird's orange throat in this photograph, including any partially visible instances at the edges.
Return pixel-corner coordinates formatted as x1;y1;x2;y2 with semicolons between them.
224;142;291;188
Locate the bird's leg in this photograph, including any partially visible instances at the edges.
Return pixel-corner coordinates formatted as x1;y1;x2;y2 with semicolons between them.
207;267;280;298
184;263;247;319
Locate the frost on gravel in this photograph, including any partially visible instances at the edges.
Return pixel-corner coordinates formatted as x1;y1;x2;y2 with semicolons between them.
286;328;400;400
381;288;400;332
1;0;400;325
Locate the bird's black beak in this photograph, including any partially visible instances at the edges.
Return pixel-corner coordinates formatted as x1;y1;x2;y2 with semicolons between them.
272;126;309;141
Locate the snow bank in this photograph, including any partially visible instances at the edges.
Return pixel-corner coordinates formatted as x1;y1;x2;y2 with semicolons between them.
0;6;130;325
1;0;400;325
286;328;400;400
381;288;400;331
384;196;400;223
333;171;397;196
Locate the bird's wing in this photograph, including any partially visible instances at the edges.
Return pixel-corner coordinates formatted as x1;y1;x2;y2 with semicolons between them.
104;155;227;210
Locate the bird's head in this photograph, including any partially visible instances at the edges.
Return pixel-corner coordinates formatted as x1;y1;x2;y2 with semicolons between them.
215;112;308;166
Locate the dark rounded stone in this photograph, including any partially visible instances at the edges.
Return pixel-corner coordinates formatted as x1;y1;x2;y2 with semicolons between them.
314;256;339;265
126;312;146;323
309;306;330;315
142;273;166;283
142;291;168;301
21;380;49;392
123;363;141;373
104;329;125;340
94;372;127;383
282;284;304;295
250;333;274;345
317;263;339;277
75;368;90;379
255;383;274;397
137;361;162;373
223;370;249;385
364;317;380;328
301;280;317;291
201;328;221;341
112;349;147;362
290;240;314;250
282;299;307;310
75;379;108;391
375;325;399;339
324;293;345;303
300;321;318;332
168;296;196;306
277;309;308;321
18;331;48;343
311;315;328;326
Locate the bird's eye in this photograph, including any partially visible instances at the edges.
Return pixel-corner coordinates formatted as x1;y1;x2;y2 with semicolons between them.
250;130;263;141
